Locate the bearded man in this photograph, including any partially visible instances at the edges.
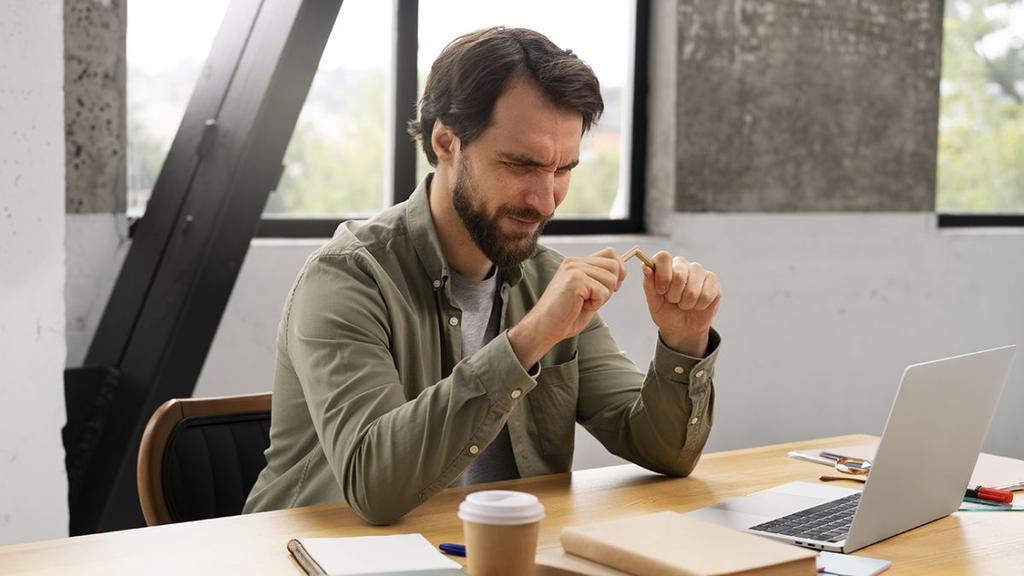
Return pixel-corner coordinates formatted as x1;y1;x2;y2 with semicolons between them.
244;27;722;525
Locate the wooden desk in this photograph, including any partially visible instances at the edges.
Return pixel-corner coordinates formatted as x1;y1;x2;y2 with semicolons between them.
2;434;1021;575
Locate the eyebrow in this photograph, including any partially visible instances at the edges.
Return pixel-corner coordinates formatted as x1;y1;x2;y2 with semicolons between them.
499;153;579;172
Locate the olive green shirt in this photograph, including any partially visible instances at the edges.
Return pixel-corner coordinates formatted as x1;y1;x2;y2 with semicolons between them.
243;176;720;525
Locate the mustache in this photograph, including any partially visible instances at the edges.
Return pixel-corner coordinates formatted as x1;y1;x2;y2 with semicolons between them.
495;205;551;224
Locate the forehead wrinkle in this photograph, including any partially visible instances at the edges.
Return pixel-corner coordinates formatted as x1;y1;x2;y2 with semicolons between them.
485;78;583;170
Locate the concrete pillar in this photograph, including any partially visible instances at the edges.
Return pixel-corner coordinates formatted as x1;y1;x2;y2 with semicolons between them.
63;0;130;367
64;0;126;214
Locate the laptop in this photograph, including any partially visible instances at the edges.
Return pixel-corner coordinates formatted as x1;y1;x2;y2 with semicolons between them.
686;345;1017;553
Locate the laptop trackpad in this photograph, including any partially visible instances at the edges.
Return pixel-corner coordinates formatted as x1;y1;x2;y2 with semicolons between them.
685;484;834;530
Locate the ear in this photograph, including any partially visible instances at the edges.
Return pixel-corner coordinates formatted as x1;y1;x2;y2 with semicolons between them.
430;120;460;166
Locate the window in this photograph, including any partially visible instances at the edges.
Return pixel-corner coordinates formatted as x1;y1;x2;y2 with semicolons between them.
417;0;636;220
126;0;230;217
264;0;391;218
127;1;647;235
937;0;1024;223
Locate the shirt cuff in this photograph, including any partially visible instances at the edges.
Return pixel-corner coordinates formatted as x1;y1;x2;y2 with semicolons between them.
653;327;721;391
465;330;540;412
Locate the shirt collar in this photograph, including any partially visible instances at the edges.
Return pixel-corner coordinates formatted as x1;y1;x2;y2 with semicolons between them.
405;173;525;290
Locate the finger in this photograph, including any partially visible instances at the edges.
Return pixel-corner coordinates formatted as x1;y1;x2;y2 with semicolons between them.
664;257;691;304
652;251;674;295
640;264;661;313
678;262;705;310
586;250;628;288
580;274;612;312
573;257;624;292
695;271;720;310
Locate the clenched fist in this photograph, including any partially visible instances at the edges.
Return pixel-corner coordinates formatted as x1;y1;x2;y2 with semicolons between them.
641;251;721;357
508;247;625;368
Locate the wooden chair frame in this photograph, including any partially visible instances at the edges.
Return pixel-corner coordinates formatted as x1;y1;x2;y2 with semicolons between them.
137;393;272;526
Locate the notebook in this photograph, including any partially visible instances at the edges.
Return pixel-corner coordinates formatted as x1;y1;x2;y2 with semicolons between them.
538;511;818;576
287;534;464;576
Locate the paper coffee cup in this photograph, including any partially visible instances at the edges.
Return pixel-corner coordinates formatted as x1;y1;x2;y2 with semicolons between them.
458;490;545;576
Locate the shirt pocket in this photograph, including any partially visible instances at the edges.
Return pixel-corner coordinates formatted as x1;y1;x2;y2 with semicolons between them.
528;353;579;456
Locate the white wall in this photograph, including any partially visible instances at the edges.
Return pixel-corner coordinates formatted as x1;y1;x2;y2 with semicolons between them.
0;0;69;545
65;214;130;366
198;215;1024;470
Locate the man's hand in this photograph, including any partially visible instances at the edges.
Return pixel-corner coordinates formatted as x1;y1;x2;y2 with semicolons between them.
508;248;626;368
642;251;721;357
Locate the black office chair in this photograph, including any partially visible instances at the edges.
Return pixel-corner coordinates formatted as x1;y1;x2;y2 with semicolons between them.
137;393;272;525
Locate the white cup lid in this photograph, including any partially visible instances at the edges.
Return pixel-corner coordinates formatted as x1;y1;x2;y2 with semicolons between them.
458;490;545;526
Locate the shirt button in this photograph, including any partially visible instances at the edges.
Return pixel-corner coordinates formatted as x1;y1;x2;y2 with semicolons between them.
690;417;699;425
432;280;441;288
511;389;522;399
468;445;480;455
673;366;685;375
449;316;459;327
695;369;705;379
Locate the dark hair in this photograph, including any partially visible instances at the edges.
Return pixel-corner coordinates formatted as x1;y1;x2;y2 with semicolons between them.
408;27;604;166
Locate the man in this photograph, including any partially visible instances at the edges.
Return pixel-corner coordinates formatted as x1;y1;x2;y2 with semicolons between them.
244;27;721;525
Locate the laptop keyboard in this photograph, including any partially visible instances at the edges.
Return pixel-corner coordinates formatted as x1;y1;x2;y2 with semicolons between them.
750;493;861;543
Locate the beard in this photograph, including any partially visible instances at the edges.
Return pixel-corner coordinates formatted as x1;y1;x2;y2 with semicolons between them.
451;158;551;270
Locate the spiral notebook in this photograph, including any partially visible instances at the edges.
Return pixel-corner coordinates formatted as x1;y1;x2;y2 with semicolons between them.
287;534;464;576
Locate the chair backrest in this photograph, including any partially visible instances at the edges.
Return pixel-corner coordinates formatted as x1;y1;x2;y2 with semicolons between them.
137;393;272;526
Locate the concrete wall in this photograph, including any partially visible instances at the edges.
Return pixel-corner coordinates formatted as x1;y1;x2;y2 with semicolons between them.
0;0;69;545
674;0;942;212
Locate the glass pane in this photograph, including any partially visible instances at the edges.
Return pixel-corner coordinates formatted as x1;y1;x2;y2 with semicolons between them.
937;0;1024;213
417;0;634;219
127;0;230;217
265;0;391;217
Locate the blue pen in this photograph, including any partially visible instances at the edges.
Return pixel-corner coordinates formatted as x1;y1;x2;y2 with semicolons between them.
439;543;466;557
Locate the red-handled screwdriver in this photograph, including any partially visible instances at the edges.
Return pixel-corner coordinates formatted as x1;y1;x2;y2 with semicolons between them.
965;484;1015;504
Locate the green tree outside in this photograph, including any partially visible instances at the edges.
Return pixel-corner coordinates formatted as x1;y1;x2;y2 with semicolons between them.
938;0;1024;212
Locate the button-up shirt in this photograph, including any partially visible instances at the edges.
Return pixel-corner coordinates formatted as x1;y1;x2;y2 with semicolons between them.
243;175;721;524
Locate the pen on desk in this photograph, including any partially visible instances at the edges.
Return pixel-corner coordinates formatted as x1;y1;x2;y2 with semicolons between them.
965;484;1014;504
439;543;466;557
995;481;1024;492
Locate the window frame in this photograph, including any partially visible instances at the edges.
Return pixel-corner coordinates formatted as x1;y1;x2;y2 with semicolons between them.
937;213;1024;228
255;0;648;238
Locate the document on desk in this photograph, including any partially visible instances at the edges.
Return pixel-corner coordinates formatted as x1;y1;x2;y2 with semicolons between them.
789;441;1024;488
817;551;891;576
287;534;464;576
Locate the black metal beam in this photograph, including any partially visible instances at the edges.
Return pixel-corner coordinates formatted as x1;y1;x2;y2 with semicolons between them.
84;0;263;370
392;0;419;204
626;0;650;234
68;0;343;534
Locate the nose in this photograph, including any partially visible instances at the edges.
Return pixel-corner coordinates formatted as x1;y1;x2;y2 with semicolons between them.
525;172;556;217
